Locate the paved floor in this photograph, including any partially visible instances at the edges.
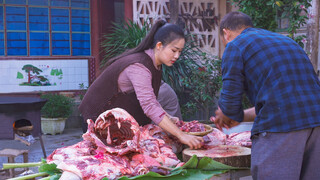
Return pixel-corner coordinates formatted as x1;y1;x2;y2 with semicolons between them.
0;128;83;179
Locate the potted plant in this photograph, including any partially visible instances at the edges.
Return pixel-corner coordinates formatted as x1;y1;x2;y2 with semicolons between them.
41;93;75;135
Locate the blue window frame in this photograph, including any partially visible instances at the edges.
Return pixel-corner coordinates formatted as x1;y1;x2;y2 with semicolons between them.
0;0;90;56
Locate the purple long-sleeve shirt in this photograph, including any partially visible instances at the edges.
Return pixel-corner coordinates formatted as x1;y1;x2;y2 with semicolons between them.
117;49;166;124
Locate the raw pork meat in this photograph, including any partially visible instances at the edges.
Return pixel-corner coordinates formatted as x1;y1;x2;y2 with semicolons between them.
141;124;183;153
226;131;252;147
202;129;251;149
202;128;227;149
176;120;206;132
82;108;140;155
140;125;181;167
47;108;181;180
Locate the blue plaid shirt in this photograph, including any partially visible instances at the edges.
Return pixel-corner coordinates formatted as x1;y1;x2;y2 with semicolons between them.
218;28;320;135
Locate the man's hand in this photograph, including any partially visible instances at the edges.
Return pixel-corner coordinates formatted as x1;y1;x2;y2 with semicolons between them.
210;107;239;131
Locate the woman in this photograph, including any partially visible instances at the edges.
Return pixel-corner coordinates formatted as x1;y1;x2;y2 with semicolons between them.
79;20;203;149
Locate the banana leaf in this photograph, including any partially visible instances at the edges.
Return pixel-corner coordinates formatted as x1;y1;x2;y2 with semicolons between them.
102;155;245;180
4;155;246;180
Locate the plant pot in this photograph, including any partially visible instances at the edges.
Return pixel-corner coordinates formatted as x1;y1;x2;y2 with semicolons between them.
41;117;67;135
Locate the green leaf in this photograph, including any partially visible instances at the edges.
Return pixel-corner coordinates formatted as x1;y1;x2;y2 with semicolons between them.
176;169;224;180
266;1;273;5
39;162;62;175
182;155;199;169
113;169;224;180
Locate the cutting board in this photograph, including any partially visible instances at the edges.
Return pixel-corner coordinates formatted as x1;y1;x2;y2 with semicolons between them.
182;145;251;168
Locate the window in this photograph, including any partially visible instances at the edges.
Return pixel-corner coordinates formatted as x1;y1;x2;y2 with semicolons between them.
0;0;90;56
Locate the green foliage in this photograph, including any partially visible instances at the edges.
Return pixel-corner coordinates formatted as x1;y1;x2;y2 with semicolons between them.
103;155;234;180
179;42;222;120
274;0;311;48
78;82;89;100
100;20;149;67
232;0;312;48
231;0;278;31
41;94;75;118
2;155;244;180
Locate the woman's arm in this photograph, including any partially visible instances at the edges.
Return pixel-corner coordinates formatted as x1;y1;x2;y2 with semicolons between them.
121;64;203;149
158;115;204;149
121;64;166;124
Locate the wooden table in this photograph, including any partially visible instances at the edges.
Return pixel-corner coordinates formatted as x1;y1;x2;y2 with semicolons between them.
0;148;29;177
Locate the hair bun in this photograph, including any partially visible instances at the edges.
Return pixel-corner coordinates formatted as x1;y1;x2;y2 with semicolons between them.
154;19;167;27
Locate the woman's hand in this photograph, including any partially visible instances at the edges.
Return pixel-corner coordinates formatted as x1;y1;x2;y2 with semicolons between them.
177;133;204;149
158;114;204;149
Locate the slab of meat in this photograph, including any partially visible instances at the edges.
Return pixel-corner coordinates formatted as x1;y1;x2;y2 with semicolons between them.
202;128;227;149
184;145;251;158
52;152;132;180
141;124;183;154
226;131;252;147
82;108;140;155
202;129;251;149
140;125;181;167
47;108;181;180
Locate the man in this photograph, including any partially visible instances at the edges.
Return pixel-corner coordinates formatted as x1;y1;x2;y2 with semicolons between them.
211;11;320;180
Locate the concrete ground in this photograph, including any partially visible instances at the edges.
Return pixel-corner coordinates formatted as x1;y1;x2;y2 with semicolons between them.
0;128;83;179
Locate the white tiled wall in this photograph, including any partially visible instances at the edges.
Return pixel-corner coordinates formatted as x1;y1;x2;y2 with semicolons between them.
0;59;89;93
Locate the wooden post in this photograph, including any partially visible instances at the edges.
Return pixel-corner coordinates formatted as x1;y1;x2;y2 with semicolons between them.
169;0;179;24
124;0;133;22
312;0;319;75
306;0;319;75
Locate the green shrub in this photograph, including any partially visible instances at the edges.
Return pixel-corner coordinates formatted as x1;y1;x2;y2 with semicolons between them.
41;94;75;118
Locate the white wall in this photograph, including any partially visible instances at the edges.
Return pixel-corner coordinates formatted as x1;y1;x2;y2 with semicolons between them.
0;59;89;93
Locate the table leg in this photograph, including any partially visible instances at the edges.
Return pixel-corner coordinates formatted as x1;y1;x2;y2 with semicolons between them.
8;157;14;177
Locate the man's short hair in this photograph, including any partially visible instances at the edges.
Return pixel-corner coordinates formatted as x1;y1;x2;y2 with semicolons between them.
220;11;253;35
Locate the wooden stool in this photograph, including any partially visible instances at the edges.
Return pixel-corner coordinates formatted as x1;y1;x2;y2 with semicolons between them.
0;148;29;177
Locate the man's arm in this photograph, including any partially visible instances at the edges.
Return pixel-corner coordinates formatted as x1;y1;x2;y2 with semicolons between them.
218;43;245;123
210;107;255;131
243;107;256;122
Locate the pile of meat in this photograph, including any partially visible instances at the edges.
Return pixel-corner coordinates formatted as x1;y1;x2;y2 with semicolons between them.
47;108;183;180
203;128;251;149
176;120;206;132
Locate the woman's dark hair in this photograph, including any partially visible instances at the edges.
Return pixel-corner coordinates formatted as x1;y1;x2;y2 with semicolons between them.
219;11;253;35
106;19;185;66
